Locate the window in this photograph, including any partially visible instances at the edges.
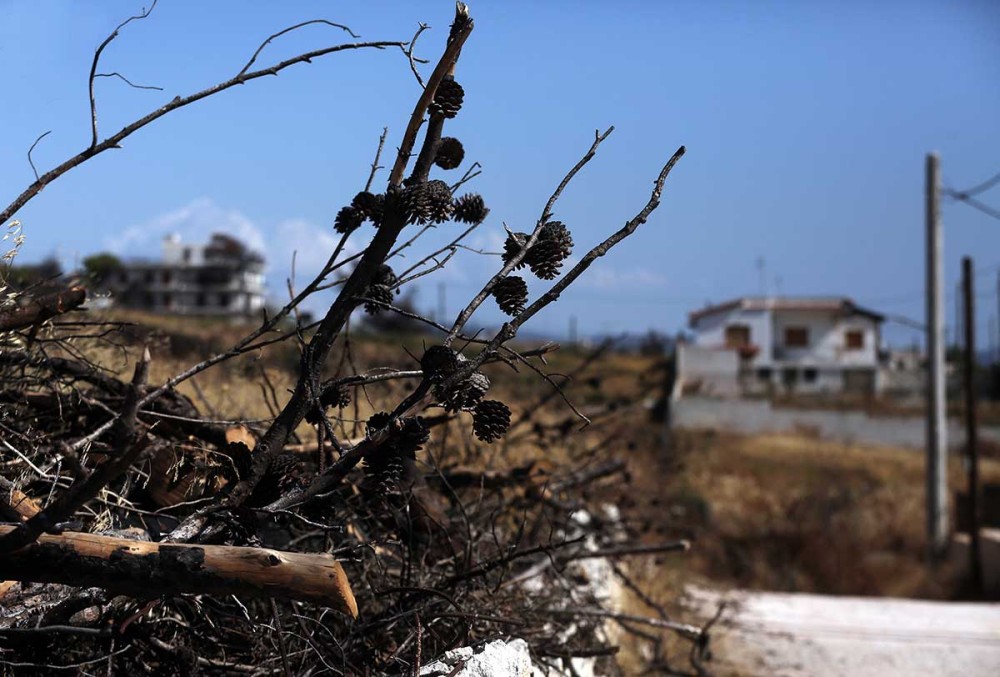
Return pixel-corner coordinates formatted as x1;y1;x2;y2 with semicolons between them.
784;326;809;348
757;367;772;382
183;248;192;263
725;324;751;349
845;329;864;350
162;270;172;285
803;368;818;383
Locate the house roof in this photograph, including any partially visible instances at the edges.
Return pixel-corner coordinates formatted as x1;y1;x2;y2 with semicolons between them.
688;296;885;326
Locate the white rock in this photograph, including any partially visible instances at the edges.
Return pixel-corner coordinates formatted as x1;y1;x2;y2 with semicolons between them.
420;638;534;677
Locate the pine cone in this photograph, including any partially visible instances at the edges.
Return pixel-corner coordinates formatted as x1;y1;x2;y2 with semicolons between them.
351;191;384;224
321;384;352;409
364;285;394;315
453;193;489;225
434;137;465;170
401;180;454;225
364;413;429;491
527;220;574;280
473;399;511;443
421;345;461;382
438;370;490;412
366;413;429;457
429;78;464;118
491;276;528;316
305;384;351;425
502;231;531;269
334;206;363;234
364;265;399;314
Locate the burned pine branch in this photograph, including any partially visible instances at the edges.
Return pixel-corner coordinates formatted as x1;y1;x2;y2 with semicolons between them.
3;29;409;226
0;4;709;672
219;6;476;509
0;286;86;332
0;347;150;555
0;526;357;615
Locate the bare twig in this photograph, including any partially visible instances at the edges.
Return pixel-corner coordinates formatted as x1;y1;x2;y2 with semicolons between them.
88;0;160;149
3;31;406;226
26;131;52;182
93;72;163;91
445;128;615;345
237;19;361;77
366;127;390;192
405;23;432;88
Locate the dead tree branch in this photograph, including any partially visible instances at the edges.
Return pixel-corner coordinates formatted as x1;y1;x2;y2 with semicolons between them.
0;286;86;332
0;525;357;615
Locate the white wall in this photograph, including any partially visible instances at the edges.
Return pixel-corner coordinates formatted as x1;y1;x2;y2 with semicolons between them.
676;343;741;397
692;308;773;364
772;309;878;367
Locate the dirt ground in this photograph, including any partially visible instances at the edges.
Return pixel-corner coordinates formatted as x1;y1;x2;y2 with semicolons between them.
684;585;1000;676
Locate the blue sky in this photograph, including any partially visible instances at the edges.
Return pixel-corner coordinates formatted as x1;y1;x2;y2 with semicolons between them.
2;1;999;346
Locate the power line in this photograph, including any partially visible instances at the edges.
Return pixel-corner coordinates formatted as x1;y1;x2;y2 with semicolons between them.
944;168;1000;222
948;192;1000;222
950;169;1000;198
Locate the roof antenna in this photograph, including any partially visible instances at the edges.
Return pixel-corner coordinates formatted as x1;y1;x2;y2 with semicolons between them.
756;256;767;298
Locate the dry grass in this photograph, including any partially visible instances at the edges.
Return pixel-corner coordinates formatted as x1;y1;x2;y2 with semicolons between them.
621;428;1000;603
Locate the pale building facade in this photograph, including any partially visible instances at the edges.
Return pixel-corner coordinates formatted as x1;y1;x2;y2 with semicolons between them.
681;297;885;395
108;234;266;316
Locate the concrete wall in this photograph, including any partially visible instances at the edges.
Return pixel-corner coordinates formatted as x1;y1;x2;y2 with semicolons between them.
676;343;741;397
672;395;1000;449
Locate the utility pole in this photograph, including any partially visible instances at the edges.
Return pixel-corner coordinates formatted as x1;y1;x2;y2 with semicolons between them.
926;152;949;559
962;256;983;592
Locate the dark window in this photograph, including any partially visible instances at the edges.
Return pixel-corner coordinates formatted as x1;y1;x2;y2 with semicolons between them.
219;293;230;307
757;367;772;381
784;326;809;348
782;367;798;387
803;368;818;383
725;324;751;349
196;293;206;307
145;270;155;284
162;270;172;285
183;248;192;263
845;329;864;350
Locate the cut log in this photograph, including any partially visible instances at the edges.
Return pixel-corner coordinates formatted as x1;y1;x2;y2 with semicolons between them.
0;525;357;617
0;286;86;331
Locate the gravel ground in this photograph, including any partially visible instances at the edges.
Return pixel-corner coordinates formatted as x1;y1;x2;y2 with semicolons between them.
685;586;1000;676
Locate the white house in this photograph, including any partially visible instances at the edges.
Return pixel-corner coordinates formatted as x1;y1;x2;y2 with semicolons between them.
107;234;266;316
680;296;885;395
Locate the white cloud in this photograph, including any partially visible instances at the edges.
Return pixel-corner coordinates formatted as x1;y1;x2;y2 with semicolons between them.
109;198;266;260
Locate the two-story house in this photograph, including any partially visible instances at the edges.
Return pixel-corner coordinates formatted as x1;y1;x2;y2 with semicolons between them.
683;296;885;395
106;233;266;316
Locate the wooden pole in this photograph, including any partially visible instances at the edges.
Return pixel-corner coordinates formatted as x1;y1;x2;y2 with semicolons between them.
926;152;949;558
962;256;983;593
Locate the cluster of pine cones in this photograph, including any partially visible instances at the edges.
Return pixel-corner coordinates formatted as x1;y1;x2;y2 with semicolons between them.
333;77;487;236
421;345;511;443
